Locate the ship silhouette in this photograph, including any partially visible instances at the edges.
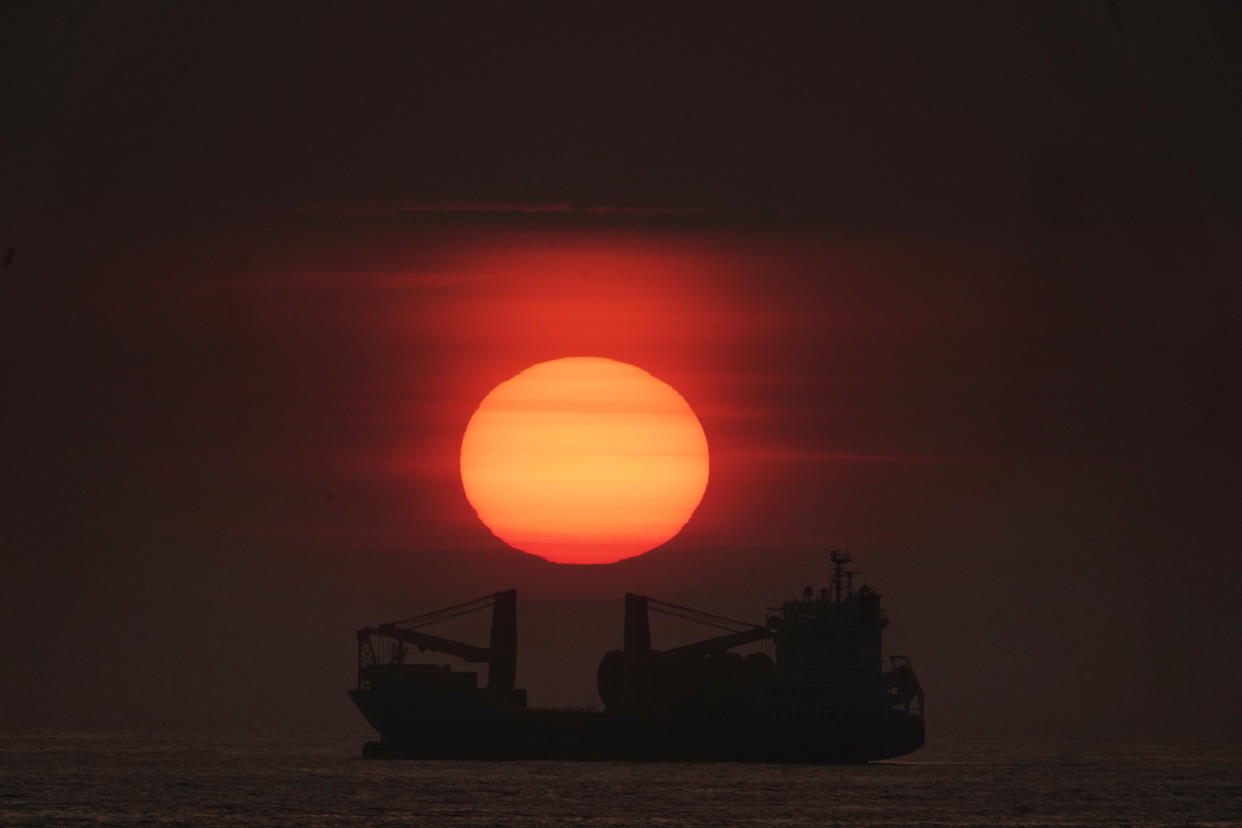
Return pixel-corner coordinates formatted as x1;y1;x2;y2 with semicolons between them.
349;552;924;762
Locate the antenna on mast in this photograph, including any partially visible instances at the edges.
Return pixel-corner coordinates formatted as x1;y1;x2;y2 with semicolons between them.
829;550;853;603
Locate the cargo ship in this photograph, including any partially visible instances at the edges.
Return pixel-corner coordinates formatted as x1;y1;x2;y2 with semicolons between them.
349;552;924;762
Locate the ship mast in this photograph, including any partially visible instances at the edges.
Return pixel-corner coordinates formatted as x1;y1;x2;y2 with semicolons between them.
830;550;853;603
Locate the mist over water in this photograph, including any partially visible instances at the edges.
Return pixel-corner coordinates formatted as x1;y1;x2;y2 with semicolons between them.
2;733;1238;826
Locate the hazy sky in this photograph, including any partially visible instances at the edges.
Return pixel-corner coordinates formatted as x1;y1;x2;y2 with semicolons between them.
2;2;1239;741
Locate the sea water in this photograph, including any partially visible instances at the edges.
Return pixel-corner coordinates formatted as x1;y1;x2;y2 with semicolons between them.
1;732;1238;826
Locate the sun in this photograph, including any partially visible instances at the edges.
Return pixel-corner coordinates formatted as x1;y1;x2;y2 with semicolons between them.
460;357;709;564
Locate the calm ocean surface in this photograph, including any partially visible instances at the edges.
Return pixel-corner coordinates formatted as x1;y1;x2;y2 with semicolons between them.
1;732;1238;826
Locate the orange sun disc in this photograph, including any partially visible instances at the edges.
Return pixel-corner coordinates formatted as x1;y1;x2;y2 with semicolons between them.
460;357;709;564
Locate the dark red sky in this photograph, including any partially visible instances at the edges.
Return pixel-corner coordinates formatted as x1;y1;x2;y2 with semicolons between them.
2;3;1239;741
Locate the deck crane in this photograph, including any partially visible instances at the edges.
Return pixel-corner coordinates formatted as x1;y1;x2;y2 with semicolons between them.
355;589;519;704
598;593;775;713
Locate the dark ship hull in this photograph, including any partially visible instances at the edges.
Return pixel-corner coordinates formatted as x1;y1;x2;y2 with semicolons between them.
351;690;923;762
350;554;925;763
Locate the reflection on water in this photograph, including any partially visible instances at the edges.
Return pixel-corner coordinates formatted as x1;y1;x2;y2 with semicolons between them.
1;732;1238;826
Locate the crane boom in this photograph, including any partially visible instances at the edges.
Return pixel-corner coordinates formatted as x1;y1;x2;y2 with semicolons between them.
367;624;491;663
658;625;772;662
